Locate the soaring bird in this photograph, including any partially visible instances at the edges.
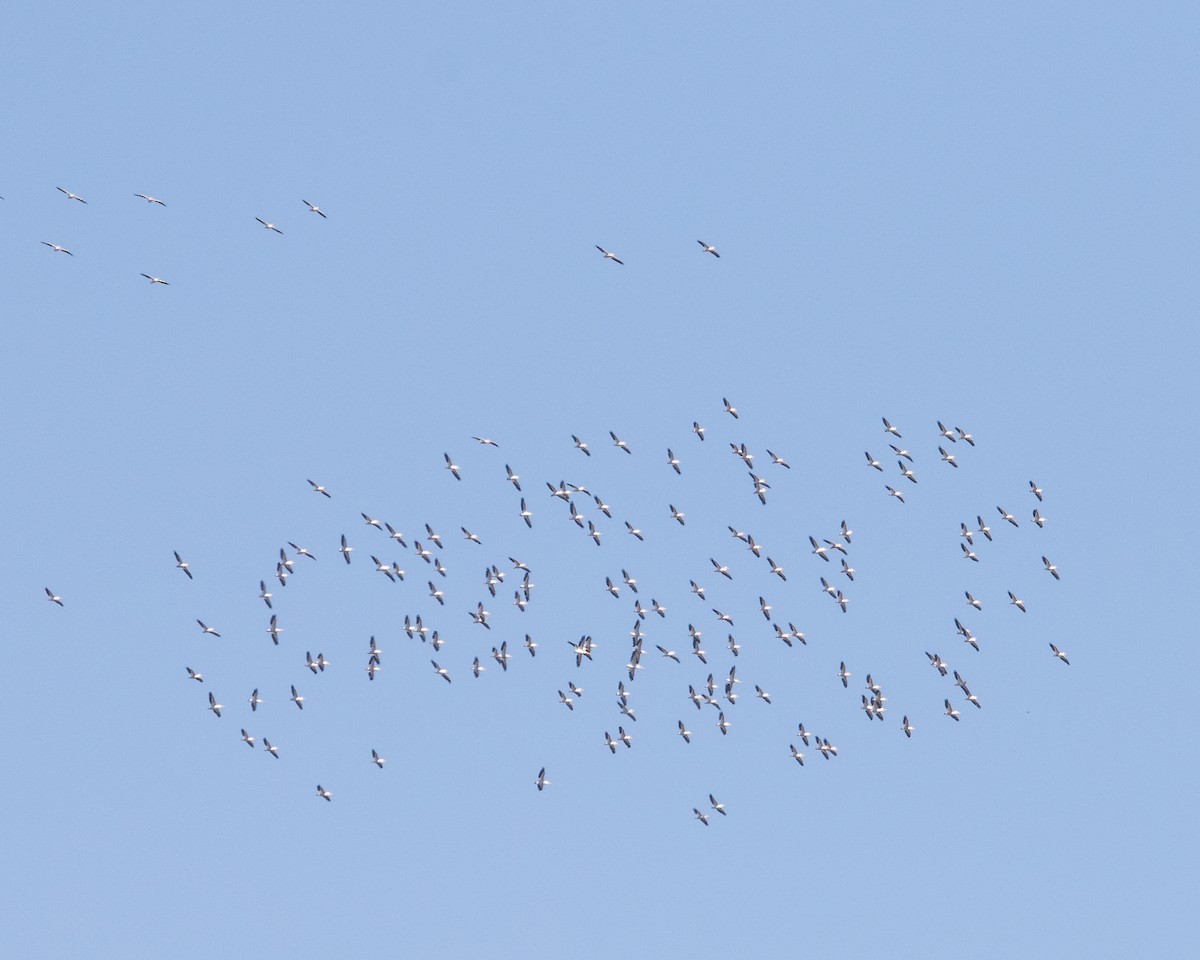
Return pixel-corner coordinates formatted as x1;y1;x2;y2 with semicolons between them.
174;551;192;580
697;240;720;257
57;187;87;203
302;200;328;218
135;194;166;205
595;246;623;265
41;242;73;255
255;217;283;234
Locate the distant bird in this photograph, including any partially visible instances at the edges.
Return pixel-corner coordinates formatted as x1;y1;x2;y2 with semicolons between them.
609;431;632;454
472;436;498;447
838;662;851;688
258;581;273;609
174;551;192;580
240;729;254;747
1032;509;1046;528
255;217;283;234
196;620;220;637
57;187;87;203
625;522;644;541
371;749;385;769
716;712;731;735
677;721;691;744
693;808;709;826
723;397;739;419
865;452;883;471
264;739;279;758
693;421;705;441
535;767;550;791
41;242;73;255
697;240;720;258
965;591;981;610
710;559;732;579
961;543;979;562
302;200;327;218
997;506;1019;527
186;667;203;682
339;534;353;564
937;421;956;442
956;427;975;446
1043;556;1060;580
902;716;914;738
666;449;681;475
316;785;332;802
938;446;957;468
767;449;790;468
140;273;169;285
709;793;727;816
308;479;332;498
572;435;591;456
266;615;282;644
885;485;905;503
882;417;901;437
790;744;805;765
134;194;166;205
1008;591;1027;613
944;699;960;721
207;692;222;717
1049;643;1070;665
1029;480;1044;501
595;246;623;265
248;689;263;711
290;685;304;710
432;660;451;683
444;453;462;480
755;685;771;704
767;558;786;581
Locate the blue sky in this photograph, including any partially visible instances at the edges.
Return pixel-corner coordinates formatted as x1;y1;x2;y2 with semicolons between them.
3;2;1197;957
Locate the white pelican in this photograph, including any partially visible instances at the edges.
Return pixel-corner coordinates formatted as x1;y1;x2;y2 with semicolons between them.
41;242;73;255
1043;556;1060;580
595;245;623;265
57;187;87;203
135;194;166;205
207;692;223;717
302;200;327;218
255;217;283;234
697;240;720;257
174;551;192;579
535;768;550;791
140;273;169;285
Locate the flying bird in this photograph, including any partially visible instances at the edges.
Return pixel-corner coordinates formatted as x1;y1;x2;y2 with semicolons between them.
57;187;87;203
255;217;283;234
302;200;327;218
595;246;623;265
697;240;720;257
41;242;73;255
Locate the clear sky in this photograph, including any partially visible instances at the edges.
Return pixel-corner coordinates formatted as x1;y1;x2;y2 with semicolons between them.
3;2;1197;957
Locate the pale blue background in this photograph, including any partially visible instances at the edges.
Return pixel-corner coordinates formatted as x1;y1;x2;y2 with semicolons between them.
3;2;1195;957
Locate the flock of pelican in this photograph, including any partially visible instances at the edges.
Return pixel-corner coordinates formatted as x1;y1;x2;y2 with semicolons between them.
29;183;1067;818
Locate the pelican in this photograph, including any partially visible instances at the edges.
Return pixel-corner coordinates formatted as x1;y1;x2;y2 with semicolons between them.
1050;643;1070;665
241;729;255;747
944;699;960;721
258;581;273;609
57;187;87;203
1032;509;1046;528
840;559;855;581
976;516;993;541
473;657;485;678
838;662;851;688
431;660;451;683
609;430;632;454
173;551;192;580
595;245;623;265
960;523;975;544
790;744;805;765
697;240;720;257
535;768;550;791
196;620;220;637
885;485;905;503
186;667;203;682
937;421;956;442
693;421;706;441
470;602;491;629
443;453;462;480
693;808;710;826
882;417;902;437
255;217;283;234
713;608;734;625
1029;480;1044;501
710;558;732;579
381;523;406;548
44;587;64;606
41;242;73;255
1008;591;1027;613
902;716;914;737
965;591;981;610
758;596;772;620
865;451;883;471
956;427;975;446
207;692;223;717
997;506;1018;527
834;590;848;613
338;534;352;564
961;543;979;562
767;449;789;468
524;634;538;657
651;598;667;617
587;521;601;545
316;785;332;802
625;522;644;541
656;645;680;663
266;615;282;644
898;461;918;484
1043;556;1060;580
677;721;691;743
264;739;279;758
716;712;731;735
767;557;787;581
290;685;304;709
723;397;738;419
302;200;327;218
307;479;332;498
755;685;771;704
140;273;169;285
248;690;263;711
797;723;810;746
618;727;632;748
134;194;166;205
809;536;830;562
939;446;957;468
